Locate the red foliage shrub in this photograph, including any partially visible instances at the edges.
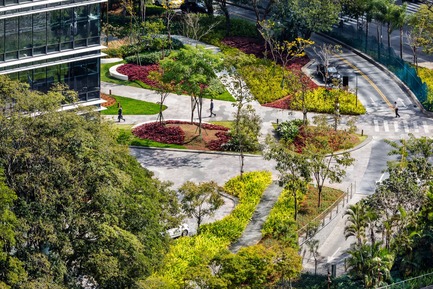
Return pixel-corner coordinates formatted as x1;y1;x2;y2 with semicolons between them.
222;36;265;58
117;64;160;87
163;120;230;131
133;122;185;144
206;131;231;151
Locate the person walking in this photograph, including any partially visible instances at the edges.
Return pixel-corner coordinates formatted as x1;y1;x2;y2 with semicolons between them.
394;101;400;118
209;99;216;117
118;105;125;122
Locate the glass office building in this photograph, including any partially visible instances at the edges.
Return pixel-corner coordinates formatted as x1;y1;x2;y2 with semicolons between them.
0;0;106;104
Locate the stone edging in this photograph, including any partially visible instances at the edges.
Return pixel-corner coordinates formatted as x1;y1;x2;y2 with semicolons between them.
109;64;128;81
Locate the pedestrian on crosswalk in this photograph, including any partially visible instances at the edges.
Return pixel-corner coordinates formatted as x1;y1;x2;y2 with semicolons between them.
394;101;400;118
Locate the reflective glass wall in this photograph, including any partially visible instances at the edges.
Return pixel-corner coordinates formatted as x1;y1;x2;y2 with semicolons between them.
7;58;100;102
0;4;100;62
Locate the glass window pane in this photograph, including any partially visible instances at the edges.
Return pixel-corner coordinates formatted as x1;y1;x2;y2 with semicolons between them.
5;18;18;52
33;13;46;53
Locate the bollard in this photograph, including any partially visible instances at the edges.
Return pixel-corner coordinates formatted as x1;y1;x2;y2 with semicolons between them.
277;119;279;124
109;89;112;95
361;129;364;136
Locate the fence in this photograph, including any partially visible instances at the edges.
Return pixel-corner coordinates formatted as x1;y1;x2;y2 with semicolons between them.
298;183;355;246
324;23;431;110
377;271;433;289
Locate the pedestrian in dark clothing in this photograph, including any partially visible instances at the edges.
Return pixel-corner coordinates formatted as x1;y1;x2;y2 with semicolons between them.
209;99;216;117
118;105;125;122
394;101;400;118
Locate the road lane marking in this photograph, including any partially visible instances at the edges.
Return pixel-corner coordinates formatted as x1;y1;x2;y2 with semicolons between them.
374;119;379;132
369;96;377;106
336;55;393;109
384;120;389;132
394;121;399;132
414;121;419;133
403;120;409;133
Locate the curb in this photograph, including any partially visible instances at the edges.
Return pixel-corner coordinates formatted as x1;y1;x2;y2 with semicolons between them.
129;145;263;157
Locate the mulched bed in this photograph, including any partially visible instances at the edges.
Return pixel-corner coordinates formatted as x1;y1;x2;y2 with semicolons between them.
133;120;231;151
101;93;117;107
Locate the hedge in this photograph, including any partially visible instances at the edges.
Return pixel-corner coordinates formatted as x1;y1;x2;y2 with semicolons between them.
150;171;272;288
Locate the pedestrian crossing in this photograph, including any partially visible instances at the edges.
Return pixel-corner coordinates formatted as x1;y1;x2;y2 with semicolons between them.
339;2;420;28
368;119;430;134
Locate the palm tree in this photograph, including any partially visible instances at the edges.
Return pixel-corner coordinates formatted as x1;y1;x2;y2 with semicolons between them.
389;3;407;58
344;202;367;246
346;242;395;288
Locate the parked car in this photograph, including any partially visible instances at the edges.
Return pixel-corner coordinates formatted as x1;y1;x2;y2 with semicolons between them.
180;1;207;13
316;64;341;84
166;223;189;238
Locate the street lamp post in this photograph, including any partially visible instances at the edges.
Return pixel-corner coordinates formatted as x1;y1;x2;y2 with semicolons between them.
355;72;359;107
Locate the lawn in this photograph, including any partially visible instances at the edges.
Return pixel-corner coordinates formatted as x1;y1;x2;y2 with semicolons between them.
100;94;164;115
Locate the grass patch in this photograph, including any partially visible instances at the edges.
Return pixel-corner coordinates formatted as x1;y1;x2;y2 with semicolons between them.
101;94;164;115
209;120;232;128
115;125;186;149
215;90;235;102
101;61;153;89
297;186;345;229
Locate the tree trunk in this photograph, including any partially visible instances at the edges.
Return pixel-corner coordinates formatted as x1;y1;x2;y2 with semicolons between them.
293;190;298;220
400;27;403;59
317;186;322;208
198;96;203;136
387;23;391;48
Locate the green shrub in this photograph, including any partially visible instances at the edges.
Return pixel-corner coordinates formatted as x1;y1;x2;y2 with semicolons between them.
203;77;227;98
201;171;272;241
276;119;304;142
261;188;298;247
102;47;123;58
229;18;259;38
416;66;433;110
125;51;163;64
151;171;273;288
145;5;167;16
290;87;366;115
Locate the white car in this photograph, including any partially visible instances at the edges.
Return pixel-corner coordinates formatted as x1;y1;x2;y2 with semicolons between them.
166;223;189;239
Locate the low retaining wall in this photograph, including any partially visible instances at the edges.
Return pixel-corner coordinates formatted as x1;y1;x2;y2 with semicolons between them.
109;64;128;81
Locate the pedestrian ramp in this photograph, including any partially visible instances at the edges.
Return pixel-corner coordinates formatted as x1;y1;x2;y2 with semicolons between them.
370;118;430;134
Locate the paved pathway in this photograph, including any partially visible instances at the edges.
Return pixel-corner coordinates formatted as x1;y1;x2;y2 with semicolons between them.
229;182;283;253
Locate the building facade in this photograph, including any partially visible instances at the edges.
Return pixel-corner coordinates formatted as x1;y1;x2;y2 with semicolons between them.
0;0;106;104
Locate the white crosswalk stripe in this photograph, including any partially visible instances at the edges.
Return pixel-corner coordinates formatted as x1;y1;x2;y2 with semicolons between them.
374;119;379;132
423;121;429;133
369;119;431;134
383;120;389;132
403;120;409;133
413;121;419;133
394;121;399;132
405;2;420;15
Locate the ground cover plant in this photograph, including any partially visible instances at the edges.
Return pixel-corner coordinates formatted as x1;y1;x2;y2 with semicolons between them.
115;125;186;149
142;171;273;288
101;61;152;89
132;120;230;150
415;66;433;110
100;93;164;115
276;119;363;153
220;38;365;115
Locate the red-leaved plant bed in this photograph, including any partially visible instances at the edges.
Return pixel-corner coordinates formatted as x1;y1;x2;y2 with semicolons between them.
222;36;265;58
206;131;231;151
133;122;185;144
132;120;231;149
117;64;160;87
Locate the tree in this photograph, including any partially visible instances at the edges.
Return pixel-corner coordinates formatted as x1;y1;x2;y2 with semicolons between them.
313;43;342;87
258;21;313;87
389;3;407;58
344;202;367;246
0;76;179;288
181;14;221;41
159;45;222;136
179;181;224;234
407;4;433;69
220;62;261;177
264;137;311;220
346;242;394;288
304;116;355;207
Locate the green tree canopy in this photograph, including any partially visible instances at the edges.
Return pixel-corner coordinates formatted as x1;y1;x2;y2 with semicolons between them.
0;76;178;288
